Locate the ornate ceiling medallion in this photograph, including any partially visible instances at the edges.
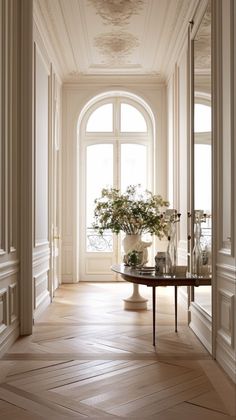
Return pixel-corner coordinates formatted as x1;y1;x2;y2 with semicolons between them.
94;31;139;63
87;0;144;26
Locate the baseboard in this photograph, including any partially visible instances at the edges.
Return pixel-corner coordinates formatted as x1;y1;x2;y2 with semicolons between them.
0;323;20;357
189;303;212;354
216;339;236;384
34;294;51;320
62;278;79;283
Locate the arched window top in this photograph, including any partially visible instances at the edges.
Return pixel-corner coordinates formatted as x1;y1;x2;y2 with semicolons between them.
86;103;113;132
82;94;152;137
120;103;147;132
194;103;211;133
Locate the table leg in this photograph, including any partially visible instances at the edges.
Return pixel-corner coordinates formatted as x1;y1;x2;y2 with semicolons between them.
175;285;177;332
152;286;156;346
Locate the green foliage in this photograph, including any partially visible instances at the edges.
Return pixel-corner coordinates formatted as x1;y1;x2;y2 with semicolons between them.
93;185;169;238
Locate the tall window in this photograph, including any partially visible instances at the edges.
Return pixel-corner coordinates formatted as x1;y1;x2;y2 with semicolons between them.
79;95;153;280
194;101;212;314
194;102;211;212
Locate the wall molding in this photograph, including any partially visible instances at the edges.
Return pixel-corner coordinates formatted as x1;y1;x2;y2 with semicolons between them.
216;340;236;383
0;288;8;334
0;259;19;280
33;246;50;265
217;288;234;348
8;282;18;324
33;293;50;320
0;322;19;357
216;262;236;283
1;0;8;254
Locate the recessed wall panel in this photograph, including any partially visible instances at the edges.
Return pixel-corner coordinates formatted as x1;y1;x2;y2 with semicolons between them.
221;0;233;252
34;45;49;247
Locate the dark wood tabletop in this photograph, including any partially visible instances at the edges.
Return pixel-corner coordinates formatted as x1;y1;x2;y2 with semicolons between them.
111;264;211;287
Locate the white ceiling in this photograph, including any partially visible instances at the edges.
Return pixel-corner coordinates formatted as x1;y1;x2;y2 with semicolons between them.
34;0;197;83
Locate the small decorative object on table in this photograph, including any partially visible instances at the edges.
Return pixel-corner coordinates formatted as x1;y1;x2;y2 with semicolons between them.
155;252;166;274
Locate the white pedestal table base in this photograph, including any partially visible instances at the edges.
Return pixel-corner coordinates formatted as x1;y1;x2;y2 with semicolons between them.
123;283;148;310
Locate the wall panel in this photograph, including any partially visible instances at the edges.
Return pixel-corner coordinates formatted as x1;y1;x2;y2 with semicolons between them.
33;42;50;316
0;288;7;334
8;282;18;324
0;0;20;352
34;45;49;247
213;0;236;383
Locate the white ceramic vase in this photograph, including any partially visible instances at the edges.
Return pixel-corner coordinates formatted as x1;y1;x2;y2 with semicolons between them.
122;233;152;266
122;234;141;254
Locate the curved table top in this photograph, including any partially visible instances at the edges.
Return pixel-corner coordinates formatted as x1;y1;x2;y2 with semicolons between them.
111;264;211;287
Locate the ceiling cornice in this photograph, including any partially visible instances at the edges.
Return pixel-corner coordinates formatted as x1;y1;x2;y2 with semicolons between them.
34;0;64;78
63;74;166;88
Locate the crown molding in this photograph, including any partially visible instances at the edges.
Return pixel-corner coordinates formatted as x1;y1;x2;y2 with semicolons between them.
33;1;63;80
63;73;166;87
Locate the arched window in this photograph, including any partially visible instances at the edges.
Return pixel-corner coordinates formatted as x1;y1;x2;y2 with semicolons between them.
78;94;154;281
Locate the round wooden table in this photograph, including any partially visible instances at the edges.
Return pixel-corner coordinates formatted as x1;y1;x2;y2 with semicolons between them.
111;264;211;346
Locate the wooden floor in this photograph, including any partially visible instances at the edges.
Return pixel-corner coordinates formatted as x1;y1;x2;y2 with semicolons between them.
0;282;235;419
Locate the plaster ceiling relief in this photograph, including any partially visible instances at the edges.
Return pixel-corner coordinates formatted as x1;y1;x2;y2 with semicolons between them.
87;0;145;27
94;31;139;64
34;0;198;80
194;4;211;73
195;40;211;72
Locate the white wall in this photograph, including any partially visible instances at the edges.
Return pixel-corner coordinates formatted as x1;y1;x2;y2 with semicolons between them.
62;80;167;282
33;39;51;317
32;22;62;318
0;0;21;354
167;0;236;383
212;0;236;383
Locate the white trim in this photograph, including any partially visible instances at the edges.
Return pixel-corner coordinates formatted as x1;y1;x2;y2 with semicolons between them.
33;293;50;320
190;301;212;353
216;341;236;383
0;324;19;357
20;0;33;336
0;260;19;280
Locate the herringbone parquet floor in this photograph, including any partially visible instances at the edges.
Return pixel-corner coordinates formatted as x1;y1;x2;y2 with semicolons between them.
0;282;235;419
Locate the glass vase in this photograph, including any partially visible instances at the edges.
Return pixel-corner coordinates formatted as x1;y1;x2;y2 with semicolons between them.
166;222;177;274
192;216;203;275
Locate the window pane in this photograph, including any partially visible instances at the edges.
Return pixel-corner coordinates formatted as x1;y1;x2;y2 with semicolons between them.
86;144;113;251
194;104;211;132
121;144;147;191
194;143;211;212
121;103;147;132
86;104;113;132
